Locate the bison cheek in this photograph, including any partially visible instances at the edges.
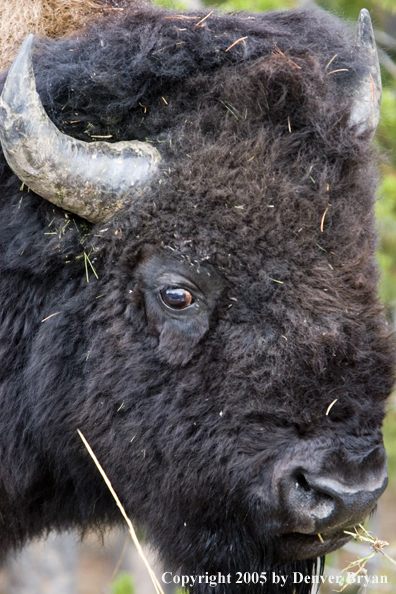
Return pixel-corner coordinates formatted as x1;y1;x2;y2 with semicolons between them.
157;317;209;366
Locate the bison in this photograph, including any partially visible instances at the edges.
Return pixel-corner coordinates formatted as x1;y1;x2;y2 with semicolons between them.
0;2;394;592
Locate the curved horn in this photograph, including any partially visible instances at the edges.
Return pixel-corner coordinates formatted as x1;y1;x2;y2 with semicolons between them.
349;9;382;136
0;35;160;224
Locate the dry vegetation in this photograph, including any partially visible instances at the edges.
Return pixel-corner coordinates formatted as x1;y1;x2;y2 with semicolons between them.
0;0;120;70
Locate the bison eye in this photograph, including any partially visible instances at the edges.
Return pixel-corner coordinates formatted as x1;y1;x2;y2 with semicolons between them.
160;287;194;310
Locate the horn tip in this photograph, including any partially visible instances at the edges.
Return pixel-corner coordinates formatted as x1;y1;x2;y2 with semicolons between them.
19;34;35;58
357;8;375;50
7;34;35;79
16;34;35;57
1;34;36;109
359;8;371;21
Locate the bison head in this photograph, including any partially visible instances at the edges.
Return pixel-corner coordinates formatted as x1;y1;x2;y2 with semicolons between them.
0;5;393;593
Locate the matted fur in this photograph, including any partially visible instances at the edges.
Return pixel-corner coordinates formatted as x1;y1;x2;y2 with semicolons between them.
0;3;394;593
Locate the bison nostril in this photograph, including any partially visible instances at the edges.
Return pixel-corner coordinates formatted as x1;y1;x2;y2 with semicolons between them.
295;472;311;493
291;471;335;525
294;471;334;505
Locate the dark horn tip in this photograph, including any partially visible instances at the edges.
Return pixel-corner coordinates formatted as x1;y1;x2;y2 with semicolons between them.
357;9;375;50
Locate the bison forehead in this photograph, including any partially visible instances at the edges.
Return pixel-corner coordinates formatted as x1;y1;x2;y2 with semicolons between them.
31;7;372;279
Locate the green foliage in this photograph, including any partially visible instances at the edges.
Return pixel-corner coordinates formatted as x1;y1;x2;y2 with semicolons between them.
372;0;396;14
316;0;370;19
207;0;294;12
382;408;396;489
111;573;135;594
153;0;188;10
376;174;396;307
378;89;396;167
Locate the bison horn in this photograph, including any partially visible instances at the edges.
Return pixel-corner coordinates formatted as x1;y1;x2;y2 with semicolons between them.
349;9;382;136
0;35;160;224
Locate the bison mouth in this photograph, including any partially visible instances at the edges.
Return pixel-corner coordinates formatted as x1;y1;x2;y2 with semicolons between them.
277;528;352;563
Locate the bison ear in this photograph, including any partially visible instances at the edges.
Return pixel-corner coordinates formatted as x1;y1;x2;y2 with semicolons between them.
0;35;160;224
349;9;382;137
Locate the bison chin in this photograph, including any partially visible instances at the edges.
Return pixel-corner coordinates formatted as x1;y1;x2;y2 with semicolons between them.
275;529;351;564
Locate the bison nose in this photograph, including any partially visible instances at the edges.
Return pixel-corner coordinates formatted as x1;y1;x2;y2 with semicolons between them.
279;445;388;534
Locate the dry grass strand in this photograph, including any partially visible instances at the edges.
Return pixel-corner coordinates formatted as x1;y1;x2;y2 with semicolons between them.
225;37;248;53
77;429;165;594
320;208;328;232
